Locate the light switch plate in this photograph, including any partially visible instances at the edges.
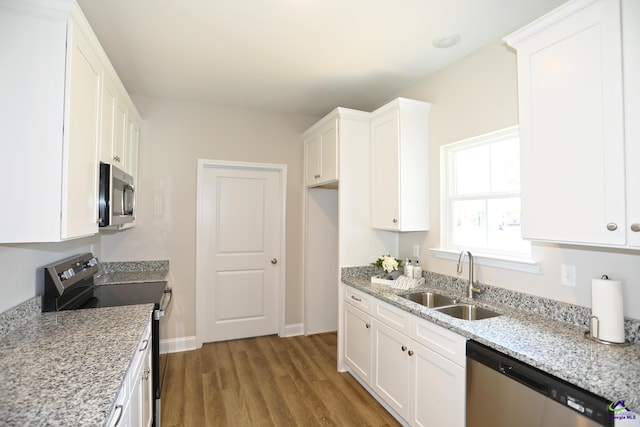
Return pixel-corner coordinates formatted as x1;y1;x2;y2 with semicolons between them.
560;264;576;287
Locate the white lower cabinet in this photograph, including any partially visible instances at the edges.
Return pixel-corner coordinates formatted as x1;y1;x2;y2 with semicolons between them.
373;320;411;418
410;339;465;427
344;303;373;386
106;320;153;427
341;284;466;426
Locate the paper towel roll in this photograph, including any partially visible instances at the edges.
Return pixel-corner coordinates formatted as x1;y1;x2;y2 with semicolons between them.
591;278;625;343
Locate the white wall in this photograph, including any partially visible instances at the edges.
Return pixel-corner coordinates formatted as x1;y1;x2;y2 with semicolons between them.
397;39;640;320
0;236;100;314
99;96;318;340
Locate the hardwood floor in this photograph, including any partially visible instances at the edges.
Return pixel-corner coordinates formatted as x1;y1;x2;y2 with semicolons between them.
161;333;401;427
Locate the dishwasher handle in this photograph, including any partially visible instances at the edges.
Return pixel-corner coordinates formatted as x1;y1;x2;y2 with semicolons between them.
499;363;547;393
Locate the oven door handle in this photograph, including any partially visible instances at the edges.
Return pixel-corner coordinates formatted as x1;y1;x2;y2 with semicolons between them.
155;287;173;320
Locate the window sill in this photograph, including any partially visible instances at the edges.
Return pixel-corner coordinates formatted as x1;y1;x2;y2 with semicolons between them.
429;248;540;274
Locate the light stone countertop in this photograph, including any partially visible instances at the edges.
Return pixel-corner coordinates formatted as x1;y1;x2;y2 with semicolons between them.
341;274;640;413
0;304;153;426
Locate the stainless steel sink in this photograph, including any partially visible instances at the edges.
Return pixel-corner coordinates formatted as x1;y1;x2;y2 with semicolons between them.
400;292;458;308
434;304;501;320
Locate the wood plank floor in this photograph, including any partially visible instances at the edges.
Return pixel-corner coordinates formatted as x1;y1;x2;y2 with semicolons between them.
161;333;401;427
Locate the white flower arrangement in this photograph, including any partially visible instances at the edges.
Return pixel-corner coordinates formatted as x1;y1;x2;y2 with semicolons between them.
371;254;403;273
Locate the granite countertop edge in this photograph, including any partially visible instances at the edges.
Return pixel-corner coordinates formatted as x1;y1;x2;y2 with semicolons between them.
341;274;640;412
0;304;153;426
0;260;170;426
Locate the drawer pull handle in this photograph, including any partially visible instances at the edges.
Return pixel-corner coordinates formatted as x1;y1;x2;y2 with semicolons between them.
139;339;149;351
351;295;362;302
110;405;123;427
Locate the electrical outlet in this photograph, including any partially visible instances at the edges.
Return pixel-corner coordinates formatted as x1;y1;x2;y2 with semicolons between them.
560;264;576;287
413;244;420;257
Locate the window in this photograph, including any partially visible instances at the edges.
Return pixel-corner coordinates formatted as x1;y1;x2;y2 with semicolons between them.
441;126;530;258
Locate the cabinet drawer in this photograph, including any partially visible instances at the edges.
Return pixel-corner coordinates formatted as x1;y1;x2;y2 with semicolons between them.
374;299;411;335
343;285;373;314
128;321;152;393
411;317;466;367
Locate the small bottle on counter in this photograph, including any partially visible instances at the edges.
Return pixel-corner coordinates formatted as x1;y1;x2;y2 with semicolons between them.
413;260;422;280
404;258;414;278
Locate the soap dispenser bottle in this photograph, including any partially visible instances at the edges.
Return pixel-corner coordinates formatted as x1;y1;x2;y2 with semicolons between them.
404;258;414;278
413;260;422;280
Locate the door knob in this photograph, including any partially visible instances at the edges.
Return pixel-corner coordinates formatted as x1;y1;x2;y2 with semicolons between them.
271;258;278;264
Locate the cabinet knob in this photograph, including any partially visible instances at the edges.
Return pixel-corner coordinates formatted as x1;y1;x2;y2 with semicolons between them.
401;345;407;352
271;258;278;264
408;350;414;356
631;223;640;232
606;223;618;231
113;156;121;162
392;218;398;224
365;323;371;329
314;174;320;178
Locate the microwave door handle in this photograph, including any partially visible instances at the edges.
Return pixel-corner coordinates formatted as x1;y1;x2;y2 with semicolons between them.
123;184;135;215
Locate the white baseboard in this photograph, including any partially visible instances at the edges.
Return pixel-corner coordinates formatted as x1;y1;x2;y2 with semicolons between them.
160;335;198;354
282;323;304;337
162;325;305;354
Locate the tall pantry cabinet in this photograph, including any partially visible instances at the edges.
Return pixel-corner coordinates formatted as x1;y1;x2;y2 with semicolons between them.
0;1;141;242
505;0;640;249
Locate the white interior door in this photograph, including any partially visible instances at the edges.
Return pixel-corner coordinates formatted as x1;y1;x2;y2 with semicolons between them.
196;161;285;344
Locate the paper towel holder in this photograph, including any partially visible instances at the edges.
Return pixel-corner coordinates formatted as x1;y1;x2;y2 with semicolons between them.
585;274;630;345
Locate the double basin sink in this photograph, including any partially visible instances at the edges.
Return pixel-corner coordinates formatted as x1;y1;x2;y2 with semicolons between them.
400;291;501;321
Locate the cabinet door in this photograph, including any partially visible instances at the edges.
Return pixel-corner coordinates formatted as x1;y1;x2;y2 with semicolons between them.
113;97;127;168
100;75;117;165
304;118;338;186
623;0;640;248
304;134;321;185
373;320;410;418
61;25;101;239
370;109;400;230
319;119;338;183
410;340;465;427
128;118;140;181
141;337;153;427
509;0;626;246
344;304;373;385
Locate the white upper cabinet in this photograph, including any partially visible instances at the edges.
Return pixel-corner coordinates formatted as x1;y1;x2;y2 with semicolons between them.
100;75;141;179
0;1;141;242
303;113;339;187
505;0;640;248
62;14;102;239
370;98;430;232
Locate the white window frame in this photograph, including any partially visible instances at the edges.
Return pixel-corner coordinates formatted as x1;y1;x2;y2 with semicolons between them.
433;126;539;273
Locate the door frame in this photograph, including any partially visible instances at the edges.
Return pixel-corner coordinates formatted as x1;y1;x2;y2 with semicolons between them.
195;159;287;348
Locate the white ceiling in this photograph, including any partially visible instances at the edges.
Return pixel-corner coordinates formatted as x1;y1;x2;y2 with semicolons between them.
77;0;566;116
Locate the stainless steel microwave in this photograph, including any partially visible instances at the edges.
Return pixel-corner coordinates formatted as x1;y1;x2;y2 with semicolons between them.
99;162;135;228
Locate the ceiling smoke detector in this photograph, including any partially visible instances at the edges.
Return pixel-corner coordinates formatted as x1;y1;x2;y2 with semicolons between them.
432;33;461;48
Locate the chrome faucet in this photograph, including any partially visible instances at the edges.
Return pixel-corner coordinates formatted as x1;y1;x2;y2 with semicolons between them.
457;250;482;298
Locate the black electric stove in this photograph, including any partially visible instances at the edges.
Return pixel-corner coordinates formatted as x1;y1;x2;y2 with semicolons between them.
42;253;171;427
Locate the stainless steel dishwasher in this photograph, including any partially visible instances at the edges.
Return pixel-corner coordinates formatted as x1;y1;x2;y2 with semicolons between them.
466;340;613;427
